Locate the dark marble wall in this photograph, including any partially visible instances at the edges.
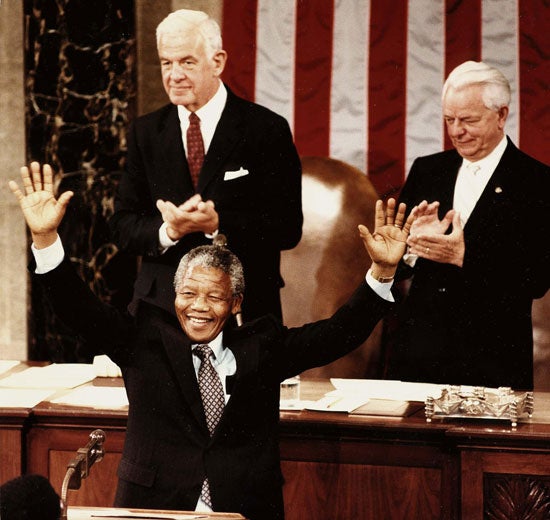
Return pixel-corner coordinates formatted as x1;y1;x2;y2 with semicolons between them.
25;0;137;361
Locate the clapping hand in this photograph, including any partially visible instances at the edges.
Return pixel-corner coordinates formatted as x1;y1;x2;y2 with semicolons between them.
408;200;454;236
407;200;465;267
156;194;219;240
358;198;414;279
9;162;73;249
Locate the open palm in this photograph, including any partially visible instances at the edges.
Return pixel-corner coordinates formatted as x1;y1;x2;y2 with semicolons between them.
9;162;73;239
358;199;414;268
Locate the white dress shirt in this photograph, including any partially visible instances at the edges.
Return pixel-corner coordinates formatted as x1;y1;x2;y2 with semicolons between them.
158;82;228;250
404;136;508;266
177;81;227;155
453;135;508;226
191;334;235;404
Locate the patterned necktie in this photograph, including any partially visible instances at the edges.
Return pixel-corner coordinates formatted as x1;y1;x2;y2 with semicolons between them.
187;112;205;188
193;344;225;509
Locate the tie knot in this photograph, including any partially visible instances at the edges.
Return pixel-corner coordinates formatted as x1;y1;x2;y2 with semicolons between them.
467;163;481;175
189;112;200;124
194;344;213;361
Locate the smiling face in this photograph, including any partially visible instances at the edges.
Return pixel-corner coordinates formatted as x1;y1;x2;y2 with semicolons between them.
443;84;508;161
158;32;226;112
175;265;242;343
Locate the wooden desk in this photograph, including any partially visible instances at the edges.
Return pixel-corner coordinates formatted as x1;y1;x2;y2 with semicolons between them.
0;406;30;483
0;361;44;483
10;379;550;519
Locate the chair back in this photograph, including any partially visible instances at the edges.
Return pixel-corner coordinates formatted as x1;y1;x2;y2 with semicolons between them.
281;156;383;379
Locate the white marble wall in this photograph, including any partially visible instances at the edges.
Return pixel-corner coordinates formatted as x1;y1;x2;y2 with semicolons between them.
0;0;27;359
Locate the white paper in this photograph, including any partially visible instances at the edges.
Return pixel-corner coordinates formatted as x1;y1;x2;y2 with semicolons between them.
330;378;446;402
50;386;129;409
0;387;55;408
0;360;21;376
305;391;369;413
0;363;96;389
68;506;210;519
279;400;317;411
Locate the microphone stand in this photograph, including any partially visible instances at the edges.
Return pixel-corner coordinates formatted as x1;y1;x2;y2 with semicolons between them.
60;429;106;520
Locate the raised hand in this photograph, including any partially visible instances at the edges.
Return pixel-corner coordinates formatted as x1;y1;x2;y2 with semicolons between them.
409;200;454;237
9;162;73;248
358;198;414;279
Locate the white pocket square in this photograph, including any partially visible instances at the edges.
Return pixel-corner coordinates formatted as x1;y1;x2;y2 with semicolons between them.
224;167;249;181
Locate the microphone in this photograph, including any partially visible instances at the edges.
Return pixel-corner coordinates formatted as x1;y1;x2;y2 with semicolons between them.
60;429;106;519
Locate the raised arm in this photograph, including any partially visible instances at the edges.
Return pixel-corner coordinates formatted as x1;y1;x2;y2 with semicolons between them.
358;198;415;280
8;162;73;248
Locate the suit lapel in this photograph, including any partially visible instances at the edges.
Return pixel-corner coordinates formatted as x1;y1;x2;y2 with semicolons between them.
463;139;515;235
197;89;244;193
439;153;462;214
159;324;209;434
157;106;195;199
222;326;261;404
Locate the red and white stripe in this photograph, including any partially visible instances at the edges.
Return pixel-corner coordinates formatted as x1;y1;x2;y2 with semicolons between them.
222;0;549;197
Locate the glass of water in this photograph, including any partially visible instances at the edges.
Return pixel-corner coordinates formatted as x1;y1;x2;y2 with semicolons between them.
280;376;301;408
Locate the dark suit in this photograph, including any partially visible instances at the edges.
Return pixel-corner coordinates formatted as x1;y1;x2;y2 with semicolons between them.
386;138;550;389
34;258;390;520
109;86;303;320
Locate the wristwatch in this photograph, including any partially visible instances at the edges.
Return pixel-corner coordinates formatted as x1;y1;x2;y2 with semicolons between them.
371;272;394;283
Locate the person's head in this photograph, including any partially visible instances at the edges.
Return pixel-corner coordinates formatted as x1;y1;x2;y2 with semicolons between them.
0;474;61;520
174;245;244;343
156;9;227;111
441;60;510;161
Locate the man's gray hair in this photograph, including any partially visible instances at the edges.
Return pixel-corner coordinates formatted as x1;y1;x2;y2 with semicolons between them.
174;245;245;297
442;60;511;111
156;9;223;58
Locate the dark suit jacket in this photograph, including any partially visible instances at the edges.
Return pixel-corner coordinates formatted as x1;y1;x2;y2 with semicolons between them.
387;138;550;389
34;258;390;520
109;86;303;320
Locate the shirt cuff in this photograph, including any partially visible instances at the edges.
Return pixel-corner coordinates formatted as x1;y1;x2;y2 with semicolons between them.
159;222;179;251
205;229;219;240
32;235;65;274
366;269;394;302
403;249;418;267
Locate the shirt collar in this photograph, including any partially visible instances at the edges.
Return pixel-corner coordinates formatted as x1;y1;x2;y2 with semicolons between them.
193;332;224;360
461;135;508;173
177;81;227;124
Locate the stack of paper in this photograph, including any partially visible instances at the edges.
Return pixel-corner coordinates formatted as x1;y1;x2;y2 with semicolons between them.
50;386;129;409
0;363;96;389
330;378;446;402
0;360;21;376
301;379;446;416
0;388;55;408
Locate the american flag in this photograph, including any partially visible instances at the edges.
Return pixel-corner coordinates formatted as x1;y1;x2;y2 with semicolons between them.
222;0;549;197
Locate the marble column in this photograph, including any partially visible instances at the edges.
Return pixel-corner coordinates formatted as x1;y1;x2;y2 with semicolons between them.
24;0;137;361
0;0;27;360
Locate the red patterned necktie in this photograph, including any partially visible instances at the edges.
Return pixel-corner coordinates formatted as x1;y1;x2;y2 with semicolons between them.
193;344;225;509
187;112;205;188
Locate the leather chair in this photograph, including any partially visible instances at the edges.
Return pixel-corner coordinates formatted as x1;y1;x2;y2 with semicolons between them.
280;156;383;379
533;294;550;390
